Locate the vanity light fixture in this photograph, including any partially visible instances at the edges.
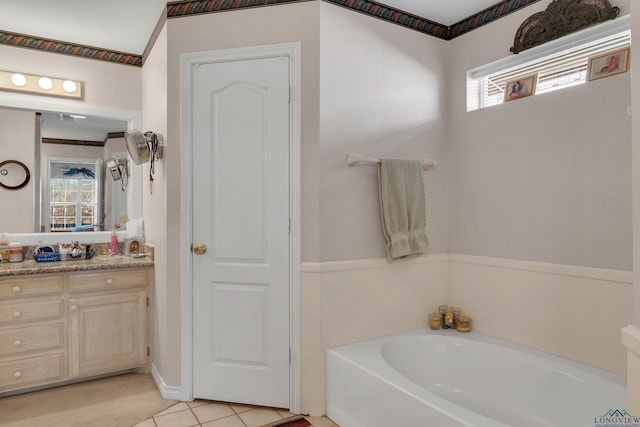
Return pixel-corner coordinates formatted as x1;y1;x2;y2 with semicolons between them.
0;70;82;99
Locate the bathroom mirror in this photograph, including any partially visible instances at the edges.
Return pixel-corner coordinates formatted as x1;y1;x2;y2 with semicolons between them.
0;98;142;235
0;160;30;190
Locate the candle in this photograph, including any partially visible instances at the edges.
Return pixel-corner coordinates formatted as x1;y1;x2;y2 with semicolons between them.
428;312;442;330
457;315;472;332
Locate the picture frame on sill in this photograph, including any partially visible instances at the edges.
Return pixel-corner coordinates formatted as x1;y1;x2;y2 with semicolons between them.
588;47;630;81
504;74;537;102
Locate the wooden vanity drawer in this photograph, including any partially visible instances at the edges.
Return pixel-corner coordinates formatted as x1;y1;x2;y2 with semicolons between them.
0;353;64;389
0;324;63;357
0;300;64;325
68;268;147;293
0;276;63;298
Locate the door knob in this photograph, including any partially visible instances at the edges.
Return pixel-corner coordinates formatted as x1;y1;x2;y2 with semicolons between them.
193;244;207;255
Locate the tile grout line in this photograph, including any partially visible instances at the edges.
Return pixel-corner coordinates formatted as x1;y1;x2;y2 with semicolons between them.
189;400;251;427
186;403;202;426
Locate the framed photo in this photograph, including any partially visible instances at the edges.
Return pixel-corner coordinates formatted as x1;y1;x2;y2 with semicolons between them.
504;74;537;102
124;237;144;257
588;47;630;81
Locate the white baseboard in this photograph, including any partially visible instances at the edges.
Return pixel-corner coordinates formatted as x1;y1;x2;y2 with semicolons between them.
151;363;189;401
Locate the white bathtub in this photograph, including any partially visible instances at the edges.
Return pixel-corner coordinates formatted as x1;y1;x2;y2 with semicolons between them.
326;330;626;427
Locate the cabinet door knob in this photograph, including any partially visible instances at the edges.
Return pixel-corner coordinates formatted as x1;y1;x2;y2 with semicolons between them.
70;305;78;311
13;339;22;347
12;311;21;318
13;371;22;379
106;278;114;285
12;286;21;293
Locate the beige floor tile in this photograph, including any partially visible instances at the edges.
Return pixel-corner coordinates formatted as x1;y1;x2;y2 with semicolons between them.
276;409;293;418
305;416;337;427
154;408;200;427
237;407;283;427
133;418;156;427
202;415;247;427
156;401;191;416
192;401;235;423
188;399;211;408
229;402;258;414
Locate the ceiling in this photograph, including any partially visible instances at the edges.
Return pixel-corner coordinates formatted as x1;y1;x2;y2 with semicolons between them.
0;0;502;55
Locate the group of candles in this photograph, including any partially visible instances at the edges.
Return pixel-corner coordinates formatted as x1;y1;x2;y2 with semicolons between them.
428;305;472;332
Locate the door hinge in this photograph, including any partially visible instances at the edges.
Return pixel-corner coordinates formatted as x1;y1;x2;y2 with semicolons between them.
288;218;291;235
190;243;193;253
288;348;291;365
288;86;291;103
146;296;150;307
147;346;150;357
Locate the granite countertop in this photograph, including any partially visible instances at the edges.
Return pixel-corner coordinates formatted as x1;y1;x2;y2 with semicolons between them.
0;255;153;277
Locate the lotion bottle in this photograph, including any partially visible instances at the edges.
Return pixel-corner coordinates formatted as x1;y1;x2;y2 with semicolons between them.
111;231;118;255
9;238;23;263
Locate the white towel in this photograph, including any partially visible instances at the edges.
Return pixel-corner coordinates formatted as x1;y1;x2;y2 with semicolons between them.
378;158;430;260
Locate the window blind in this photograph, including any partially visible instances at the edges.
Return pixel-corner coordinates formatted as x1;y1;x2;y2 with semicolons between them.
467;29;630;111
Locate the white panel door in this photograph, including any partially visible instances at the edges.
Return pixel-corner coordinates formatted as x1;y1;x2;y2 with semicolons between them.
191;56;290;408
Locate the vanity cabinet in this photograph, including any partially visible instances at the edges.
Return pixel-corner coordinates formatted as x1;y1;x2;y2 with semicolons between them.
68;269;148;377
0;266;152;394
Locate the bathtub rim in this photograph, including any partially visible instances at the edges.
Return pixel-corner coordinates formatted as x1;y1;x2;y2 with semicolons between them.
328;328;626;387
326;329;626;427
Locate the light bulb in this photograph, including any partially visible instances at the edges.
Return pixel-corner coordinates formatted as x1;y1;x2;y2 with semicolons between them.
62;80;77;93
38;77;53;90
11;73;26;87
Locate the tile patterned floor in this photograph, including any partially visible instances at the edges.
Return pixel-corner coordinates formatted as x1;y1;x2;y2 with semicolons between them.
134;400;339;427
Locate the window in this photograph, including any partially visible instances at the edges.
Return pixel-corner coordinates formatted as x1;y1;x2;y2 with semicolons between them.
46;159;101;232
49;178;98;231
467;17;630;112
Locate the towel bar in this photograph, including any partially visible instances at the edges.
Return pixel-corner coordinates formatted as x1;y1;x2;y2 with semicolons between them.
347;153;436;170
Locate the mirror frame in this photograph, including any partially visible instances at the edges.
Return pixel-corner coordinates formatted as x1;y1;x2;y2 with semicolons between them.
0;92;142;238
0;159;30;190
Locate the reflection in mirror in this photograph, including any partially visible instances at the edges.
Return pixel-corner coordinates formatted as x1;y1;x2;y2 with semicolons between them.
0;104;142;239
0;160;30;190
45;157;102;232
39;112;128;232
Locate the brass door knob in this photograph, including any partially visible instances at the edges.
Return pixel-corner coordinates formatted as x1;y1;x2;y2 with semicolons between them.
193;243;207;255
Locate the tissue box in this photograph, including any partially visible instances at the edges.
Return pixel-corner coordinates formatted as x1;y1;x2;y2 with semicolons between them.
34;252;61;263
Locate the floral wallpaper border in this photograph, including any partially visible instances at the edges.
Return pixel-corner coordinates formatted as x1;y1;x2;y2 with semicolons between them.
0;0;542;66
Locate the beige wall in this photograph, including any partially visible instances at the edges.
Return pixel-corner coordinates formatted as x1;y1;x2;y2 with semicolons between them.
142;23;172;386
318;3;449;261
0;108;35;232
449;254;631;375
447;0;632;271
